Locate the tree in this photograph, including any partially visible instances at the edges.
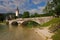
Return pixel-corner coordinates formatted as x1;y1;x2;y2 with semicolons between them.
53;0;60;17
34;13;40;17
44;0;60;17
0;14;5;22
43;1;53;14
30;13;40;17
19;14;23;18
55;5;60;17
22;11;30;18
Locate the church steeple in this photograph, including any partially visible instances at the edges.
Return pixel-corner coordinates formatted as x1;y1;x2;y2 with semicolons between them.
15;7;19;17
17;7;19;11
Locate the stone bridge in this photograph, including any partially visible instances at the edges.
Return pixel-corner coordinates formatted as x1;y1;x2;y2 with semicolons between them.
7;16;53;25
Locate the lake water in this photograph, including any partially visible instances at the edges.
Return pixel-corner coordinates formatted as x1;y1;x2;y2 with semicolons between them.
0;24;44;40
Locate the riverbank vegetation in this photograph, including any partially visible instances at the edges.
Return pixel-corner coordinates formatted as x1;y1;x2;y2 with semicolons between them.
52;29;60;40
40;17;60;40
49;18;60;40
43;0;60;40
40;18;60;27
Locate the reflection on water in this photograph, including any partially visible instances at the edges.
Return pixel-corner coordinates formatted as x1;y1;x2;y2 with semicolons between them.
0;24;44;40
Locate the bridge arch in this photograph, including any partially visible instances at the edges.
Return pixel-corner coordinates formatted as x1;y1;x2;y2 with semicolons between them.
21;20;40;26
11;21;18;25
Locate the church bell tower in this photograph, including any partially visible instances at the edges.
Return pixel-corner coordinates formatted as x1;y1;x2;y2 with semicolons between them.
15;7;19;17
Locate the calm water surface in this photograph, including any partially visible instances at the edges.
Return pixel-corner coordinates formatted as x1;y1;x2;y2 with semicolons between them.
0;24;44;40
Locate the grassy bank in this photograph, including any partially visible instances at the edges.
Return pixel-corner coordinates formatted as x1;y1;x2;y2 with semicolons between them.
40;18;60;27
41;17;60;40
0;21;6;25
52;29;60;40
40;18;60;40
49;18;60;40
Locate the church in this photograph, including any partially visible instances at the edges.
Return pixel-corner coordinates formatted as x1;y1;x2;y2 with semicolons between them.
6;7;19;20
15;7;19;17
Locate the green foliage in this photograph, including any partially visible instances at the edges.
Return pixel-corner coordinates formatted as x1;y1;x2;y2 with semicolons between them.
30;14;34;18
0;14;5;22
52;0;60;16
33;13;40;17
44;0;60;17
53;0;60;5
30;13;40;17
39;13;54;17
22;11;30;18
43;1;53;14
41;18;60;27
19;14;23;18
40;18;60;40
30;13;53;18
46;18;60;40
49;22;60;32
55;5;60;16
52;29;60;40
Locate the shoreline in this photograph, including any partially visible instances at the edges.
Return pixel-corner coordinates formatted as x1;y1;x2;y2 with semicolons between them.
33;27;54;40
0;22;6;25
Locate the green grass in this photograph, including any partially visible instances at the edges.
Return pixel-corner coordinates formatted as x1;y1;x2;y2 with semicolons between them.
40;18;60;27
40;17;60;40
45;18;60;40
52;29;60;40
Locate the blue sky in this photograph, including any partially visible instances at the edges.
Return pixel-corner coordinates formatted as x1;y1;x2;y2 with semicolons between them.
0;0;49;14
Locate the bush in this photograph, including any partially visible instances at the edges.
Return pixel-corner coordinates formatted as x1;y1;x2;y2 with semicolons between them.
49;22;60;33
52;29;60;40
48;18;60;40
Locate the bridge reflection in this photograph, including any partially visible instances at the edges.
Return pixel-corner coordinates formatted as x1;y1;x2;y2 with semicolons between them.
8;25;45;40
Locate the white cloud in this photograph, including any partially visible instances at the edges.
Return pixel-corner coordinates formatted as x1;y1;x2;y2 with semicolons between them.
0;0;48;13
32;0;48;4
13;0;26;6
28;6;45;14
32;0;42;4
0;0;26;13
0;6;8;13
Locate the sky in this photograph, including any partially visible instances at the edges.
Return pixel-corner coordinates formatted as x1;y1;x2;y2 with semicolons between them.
0;0;49;14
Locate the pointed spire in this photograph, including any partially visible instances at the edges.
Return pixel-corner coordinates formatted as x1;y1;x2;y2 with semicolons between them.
16;6;19;11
